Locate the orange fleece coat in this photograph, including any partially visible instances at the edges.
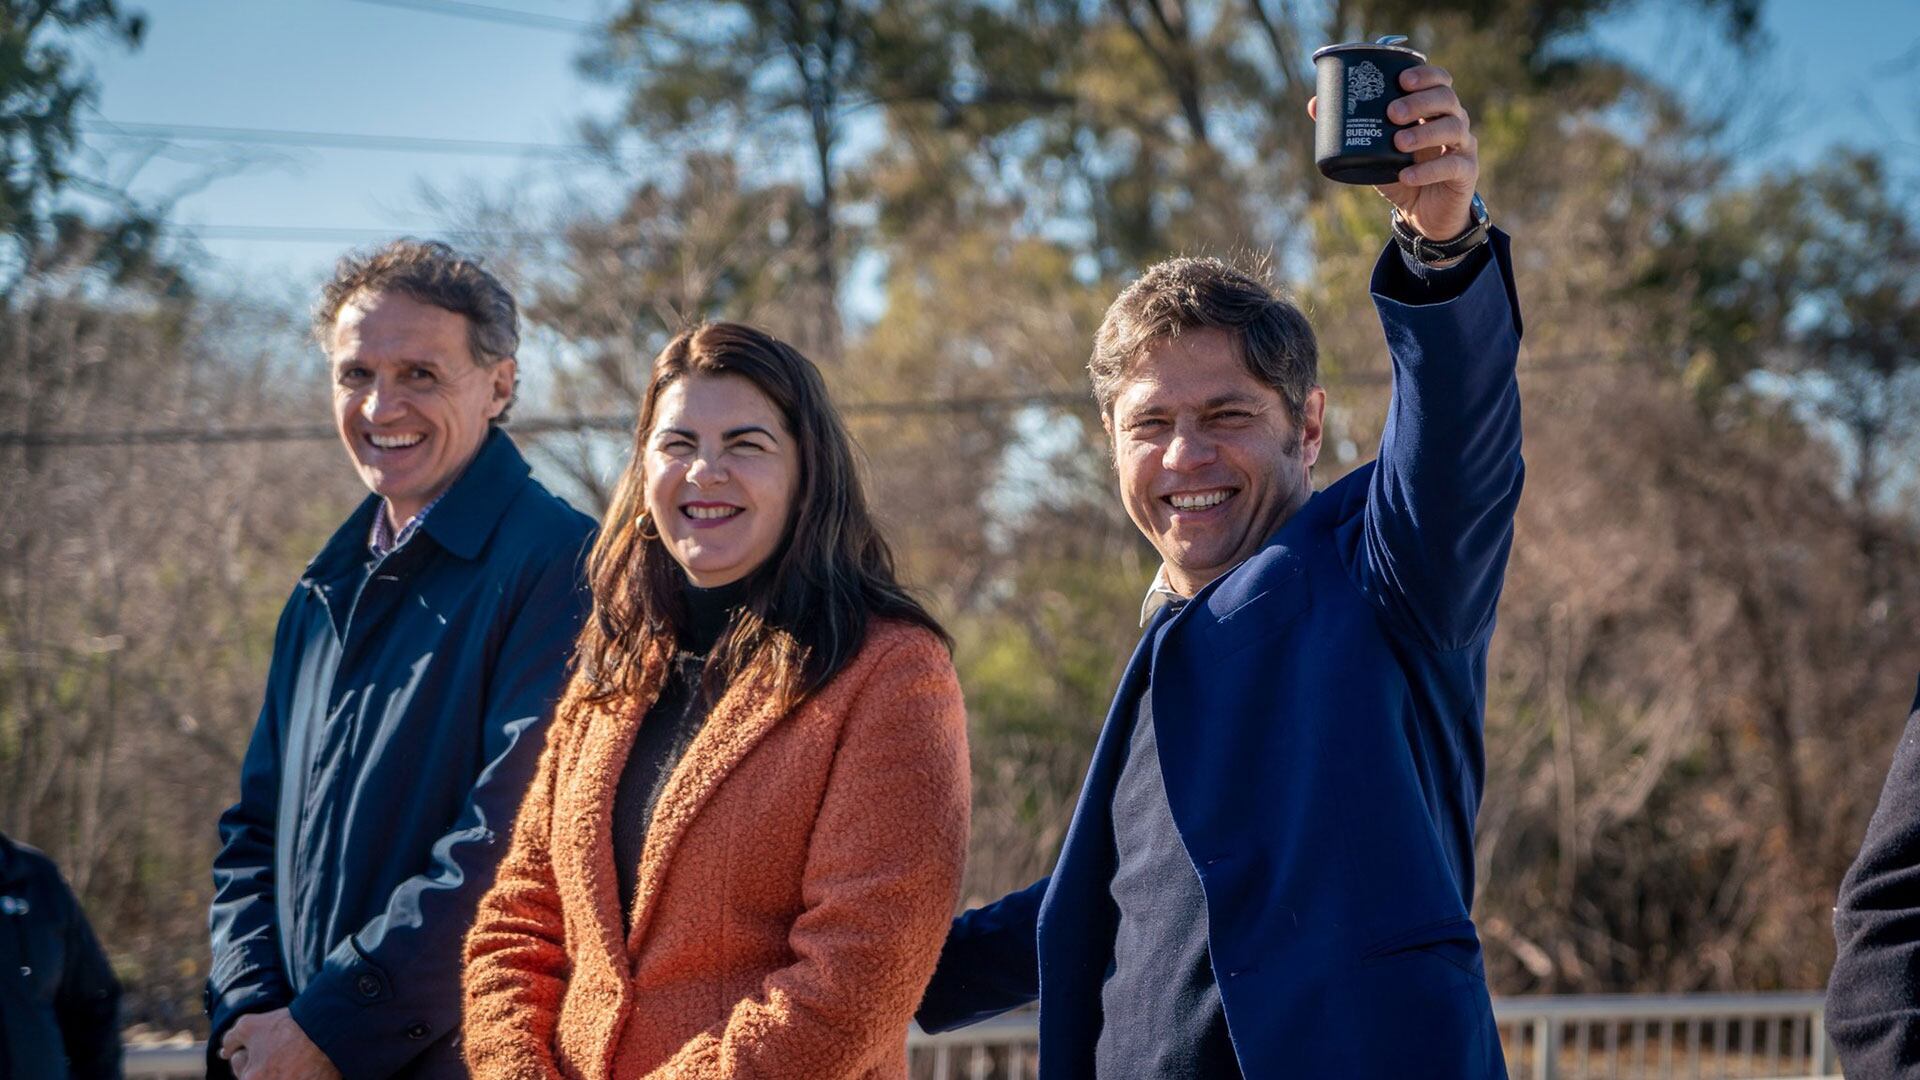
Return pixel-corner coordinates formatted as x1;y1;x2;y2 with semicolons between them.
462;620;970;1080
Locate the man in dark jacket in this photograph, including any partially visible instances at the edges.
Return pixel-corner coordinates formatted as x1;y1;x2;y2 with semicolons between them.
0;832;121;1080
206;240;595;1079
1828;675;1920;1077
918;65;1519;1077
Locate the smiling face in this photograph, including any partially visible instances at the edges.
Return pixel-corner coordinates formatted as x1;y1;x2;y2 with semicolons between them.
1106;328;1326;597
329;290;515;525
642;373;801;588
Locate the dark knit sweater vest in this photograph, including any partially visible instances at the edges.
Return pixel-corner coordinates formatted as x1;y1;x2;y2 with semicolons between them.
612;577;750;926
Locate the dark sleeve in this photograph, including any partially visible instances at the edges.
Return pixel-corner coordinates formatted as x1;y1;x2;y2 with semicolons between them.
1828;676;1920;1075
54;879;123;1080
206;594;303;1041
288;543;590;1078
1346;229;1525;653
1381;241;1491;301
916;877;1049;1033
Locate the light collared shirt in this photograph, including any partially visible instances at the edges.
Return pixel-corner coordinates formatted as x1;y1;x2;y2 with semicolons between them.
1139;565;1187;627
368;490;448;559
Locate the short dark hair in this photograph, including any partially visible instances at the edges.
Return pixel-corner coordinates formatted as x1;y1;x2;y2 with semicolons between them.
313;238;521;422
1089;256;1318;426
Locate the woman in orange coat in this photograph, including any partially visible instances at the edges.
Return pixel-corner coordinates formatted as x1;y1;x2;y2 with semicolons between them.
462;322;970;1079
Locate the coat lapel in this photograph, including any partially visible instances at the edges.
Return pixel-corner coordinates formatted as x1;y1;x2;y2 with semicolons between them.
1037;620;1160;1062
623;670;790;956
565;648;670;981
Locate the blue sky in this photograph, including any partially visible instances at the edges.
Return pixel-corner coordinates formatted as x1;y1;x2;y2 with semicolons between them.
73;0;623;291
67;0;1920;298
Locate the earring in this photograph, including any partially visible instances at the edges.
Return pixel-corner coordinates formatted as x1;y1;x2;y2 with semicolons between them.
635;511;661;541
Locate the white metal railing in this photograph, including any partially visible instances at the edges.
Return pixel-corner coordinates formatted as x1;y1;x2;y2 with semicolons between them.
911;1012;1042;1079
124;992;1838;1080
1492;992;1835;1080
122;1044;201;1078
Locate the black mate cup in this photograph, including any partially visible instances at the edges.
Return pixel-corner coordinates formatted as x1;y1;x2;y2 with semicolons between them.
1312;35;1427;185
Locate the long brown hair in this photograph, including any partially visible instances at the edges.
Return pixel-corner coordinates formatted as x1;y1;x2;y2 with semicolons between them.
574;321;948;712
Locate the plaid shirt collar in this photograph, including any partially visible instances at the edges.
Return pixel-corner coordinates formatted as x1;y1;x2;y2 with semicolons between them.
1139;564;1188;627
369;489;448;559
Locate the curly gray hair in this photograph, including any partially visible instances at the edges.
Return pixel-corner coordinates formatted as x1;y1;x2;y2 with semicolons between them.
313;238;521;422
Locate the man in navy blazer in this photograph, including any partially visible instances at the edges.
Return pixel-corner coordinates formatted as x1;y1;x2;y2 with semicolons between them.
918;64;1521;1077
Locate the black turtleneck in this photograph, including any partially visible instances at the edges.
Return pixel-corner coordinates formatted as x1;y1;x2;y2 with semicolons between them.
611;576;752;926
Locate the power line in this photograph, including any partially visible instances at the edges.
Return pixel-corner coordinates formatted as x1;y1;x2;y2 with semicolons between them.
85;120;596;159
0;354;1624;450
342;0;599;32
341;0;681;43
177;224;567;244
0;394;1092;449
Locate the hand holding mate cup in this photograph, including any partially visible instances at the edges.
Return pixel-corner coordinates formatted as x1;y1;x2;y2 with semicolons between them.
1310;38;1480;245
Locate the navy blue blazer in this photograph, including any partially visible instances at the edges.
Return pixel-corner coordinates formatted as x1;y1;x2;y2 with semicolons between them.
207;429;594;1078
919;234;1524;1078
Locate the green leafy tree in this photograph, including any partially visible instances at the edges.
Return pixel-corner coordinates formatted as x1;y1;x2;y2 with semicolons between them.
0;0;163;293
1656;152;1919;575
523;153;817;509
584;0;945;359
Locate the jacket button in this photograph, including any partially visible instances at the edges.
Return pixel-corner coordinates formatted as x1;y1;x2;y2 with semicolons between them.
406;1022;430;1040
355;974;381;998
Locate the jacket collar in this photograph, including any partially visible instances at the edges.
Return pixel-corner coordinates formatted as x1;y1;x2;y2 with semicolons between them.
303;427;533;588
415;427;533;561
1143;485;1325;629
1139;565;1186;627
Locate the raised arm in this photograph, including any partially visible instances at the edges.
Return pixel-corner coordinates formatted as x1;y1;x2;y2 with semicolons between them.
1311;64;1524;652
1353;231;1523;651
643;630;971;1079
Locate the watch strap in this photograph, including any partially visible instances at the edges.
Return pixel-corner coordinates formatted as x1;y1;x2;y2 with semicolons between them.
1392;194;1491;264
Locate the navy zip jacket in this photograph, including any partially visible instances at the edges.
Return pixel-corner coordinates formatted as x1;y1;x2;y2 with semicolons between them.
0;833;122;1080
1827;675;1920;1077
207;429;594;1077
918;233;1524;1078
